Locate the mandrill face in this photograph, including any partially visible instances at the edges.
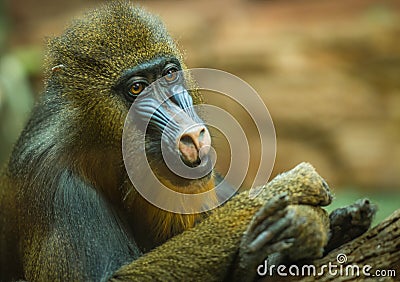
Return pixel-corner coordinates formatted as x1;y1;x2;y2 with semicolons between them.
117;56;215;189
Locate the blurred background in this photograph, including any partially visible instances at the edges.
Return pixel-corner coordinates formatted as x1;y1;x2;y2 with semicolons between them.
0;0;399;224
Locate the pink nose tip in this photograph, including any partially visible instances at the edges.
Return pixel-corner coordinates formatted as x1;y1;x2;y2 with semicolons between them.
178;125;211;165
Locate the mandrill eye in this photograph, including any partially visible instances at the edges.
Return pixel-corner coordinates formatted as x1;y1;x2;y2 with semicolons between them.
128;81;148;99
130;82;145;95
163;65;180;83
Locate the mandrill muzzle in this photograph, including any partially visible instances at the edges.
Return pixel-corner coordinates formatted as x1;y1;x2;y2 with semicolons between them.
131;77;214;179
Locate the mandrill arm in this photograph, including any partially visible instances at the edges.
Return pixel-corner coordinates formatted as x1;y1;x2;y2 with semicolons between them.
110;163;333;282
18;169;142;282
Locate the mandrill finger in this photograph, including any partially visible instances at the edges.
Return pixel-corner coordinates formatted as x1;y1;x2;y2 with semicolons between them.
248;208;294;252
263;238;295;255
248;193;289;233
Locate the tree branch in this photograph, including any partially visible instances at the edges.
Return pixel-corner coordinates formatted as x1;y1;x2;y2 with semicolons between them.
303;209;400;281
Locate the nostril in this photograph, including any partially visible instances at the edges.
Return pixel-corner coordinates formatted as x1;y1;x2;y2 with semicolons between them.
192;158;201;167
180;135;195;147
199;128;205;140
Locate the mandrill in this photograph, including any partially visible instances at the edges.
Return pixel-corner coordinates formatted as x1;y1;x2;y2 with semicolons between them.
0;2;375;281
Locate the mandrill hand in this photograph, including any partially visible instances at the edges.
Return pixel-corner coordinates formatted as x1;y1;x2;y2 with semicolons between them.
233;195;330;282
325;198;376;254
233;163;334;282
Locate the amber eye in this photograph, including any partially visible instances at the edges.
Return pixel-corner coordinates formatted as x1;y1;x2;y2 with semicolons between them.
129;82;146;96
164;67;179;83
